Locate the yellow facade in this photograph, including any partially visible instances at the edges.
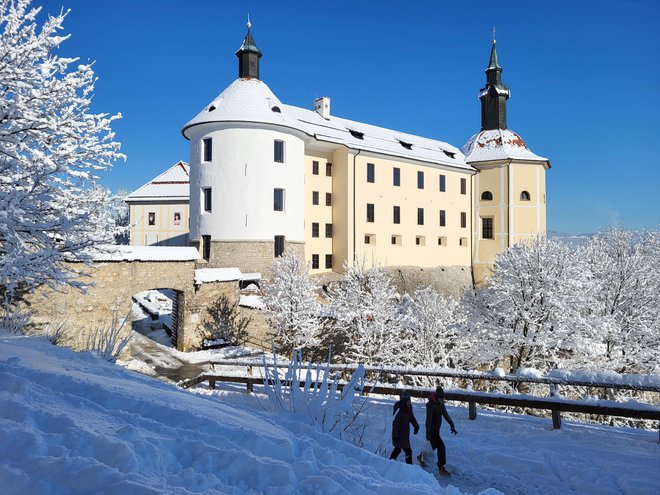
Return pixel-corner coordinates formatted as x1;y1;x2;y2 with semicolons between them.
129;202;190;246
471;159;547;283
304;148;474;274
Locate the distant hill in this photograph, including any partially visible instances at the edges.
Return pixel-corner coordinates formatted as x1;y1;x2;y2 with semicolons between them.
547;230;593;247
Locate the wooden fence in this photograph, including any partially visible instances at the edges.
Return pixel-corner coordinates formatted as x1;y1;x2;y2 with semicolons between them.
178;360;660;440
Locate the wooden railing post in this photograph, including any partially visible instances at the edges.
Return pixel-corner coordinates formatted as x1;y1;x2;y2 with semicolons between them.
247;365;254;393
469;401;477;420
552;409;562;429
208;379;215;390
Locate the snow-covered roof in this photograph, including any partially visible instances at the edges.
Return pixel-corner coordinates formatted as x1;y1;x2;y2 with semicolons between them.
183;79;471;171
125;161;190;202
462;129;549;165
238;294;265;309
90;245;200;262
194;267;262;285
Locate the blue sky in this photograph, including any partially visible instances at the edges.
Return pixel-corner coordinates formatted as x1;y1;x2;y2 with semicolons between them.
37;0;659;234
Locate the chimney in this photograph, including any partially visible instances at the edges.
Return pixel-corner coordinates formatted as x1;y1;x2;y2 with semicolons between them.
314;96;331;119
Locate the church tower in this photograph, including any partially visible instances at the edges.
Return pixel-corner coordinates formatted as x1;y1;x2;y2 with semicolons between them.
463;35;551;284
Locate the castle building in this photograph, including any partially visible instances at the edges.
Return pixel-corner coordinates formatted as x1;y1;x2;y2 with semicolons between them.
125;161;190;247
173;23;549;284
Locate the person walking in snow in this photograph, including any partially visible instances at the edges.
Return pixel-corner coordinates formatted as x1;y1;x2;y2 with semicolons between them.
422;386;457;476
389;391;419;464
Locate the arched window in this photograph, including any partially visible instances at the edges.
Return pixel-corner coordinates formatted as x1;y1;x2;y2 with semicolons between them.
520;191;531;201
481;191;493;201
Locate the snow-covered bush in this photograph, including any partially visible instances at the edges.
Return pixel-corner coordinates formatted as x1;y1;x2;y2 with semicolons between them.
198;294;251;348
84;314;131;363
0;304;31;335
0;0;124;303
261;349;368;444
579;228;660;373
263;249;322;356
460;235;596;372
399;286;466;372
326;258;400;365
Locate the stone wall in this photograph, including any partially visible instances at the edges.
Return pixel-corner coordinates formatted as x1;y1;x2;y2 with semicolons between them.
384;265;473;298
204;240;304;278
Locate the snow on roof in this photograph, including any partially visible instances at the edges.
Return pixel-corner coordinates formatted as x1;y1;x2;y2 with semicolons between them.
462;129;549;164
194;267;242;284
90;245;200;262
125;161;190;202
238;294;265;309
183;79;472;171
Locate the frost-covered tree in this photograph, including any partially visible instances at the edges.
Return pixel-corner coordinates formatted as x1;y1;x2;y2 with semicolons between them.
461;235;597;371
579;228;660;373
400;287;465;369
263;249;322;356
327;258;399;365
110;188;130;245
0;0;123;302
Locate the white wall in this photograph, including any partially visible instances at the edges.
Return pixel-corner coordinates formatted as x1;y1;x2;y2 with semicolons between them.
188;123;305;243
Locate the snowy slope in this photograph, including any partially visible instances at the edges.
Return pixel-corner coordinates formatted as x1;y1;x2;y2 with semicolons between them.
0;336;451;495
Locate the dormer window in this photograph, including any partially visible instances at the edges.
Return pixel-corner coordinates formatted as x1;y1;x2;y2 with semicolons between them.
271;106;281;113
520;191;531;201
208;105;216;112
481;191;493;200
398;140;413;150
349;129;364;140
443;150;456;159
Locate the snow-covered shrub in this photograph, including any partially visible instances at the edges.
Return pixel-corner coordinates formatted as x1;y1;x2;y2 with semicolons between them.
579;228;660;373
84;314;131;363
0;304;31;335
261;349;369;444
460;235;596;372
198;295;251;348
263;249;322;356
326;258;399;365
0;0;124;304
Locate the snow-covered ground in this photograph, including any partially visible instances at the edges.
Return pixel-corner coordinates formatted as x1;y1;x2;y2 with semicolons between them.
2;335;659;494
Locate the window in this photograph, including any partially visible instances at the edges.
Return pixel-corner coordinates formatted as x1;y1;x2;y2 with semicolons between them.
482;217;494;239
481;191;493;200
148;212;156;226
325;223;333;238
312;254;319;269
364;234;373;245
461;211;467;228
274;188;284;211
520;191;531;201
173;212;181;226
202;188;212;212
326;163;332;176
325;254;333;269
393;205;400;224
274;235;285;257
417;171;424;189
312;191;319;205
202;138;212;162
417;207;424;225
439;209;446;227
459;237;467;247
202;235;211;261
391;235;402;246
460;178;467;195
367;163;375;183
439;174;446;192
274;140;285;163
367;203;374;222
416;236;425;246
312;160;319;175
438;236;446;246
325;193;332;206
312;222;319;238
393;167;400;186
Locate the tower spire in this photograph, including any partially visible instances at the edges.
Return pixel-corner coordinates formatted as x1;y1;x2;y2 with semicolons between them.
236;16;262;79
479;31;509;130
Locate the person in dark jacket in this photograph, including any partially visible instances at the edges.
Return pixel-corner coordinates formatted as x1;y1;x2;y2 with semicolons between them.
423;386;457;476
389;391;419;464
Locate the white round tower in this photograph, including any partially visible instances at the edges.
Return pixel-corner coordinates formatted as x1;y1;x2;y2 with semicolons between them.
182;24;306;273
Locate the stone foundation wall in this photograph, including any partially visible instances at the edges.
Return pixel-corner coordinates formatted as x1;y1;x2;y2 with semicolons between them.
383;265;473;298
199;240;302;278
